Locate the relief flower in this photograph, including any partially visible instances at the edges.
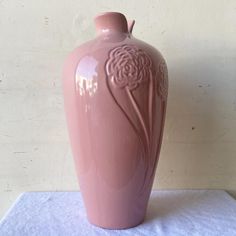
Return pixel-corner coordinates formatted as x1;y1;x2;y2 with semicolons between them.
106;45;152;90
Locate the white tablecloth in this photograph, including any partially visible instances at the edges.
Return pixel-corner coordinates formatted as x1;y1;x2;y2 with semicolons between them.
0;190;236;236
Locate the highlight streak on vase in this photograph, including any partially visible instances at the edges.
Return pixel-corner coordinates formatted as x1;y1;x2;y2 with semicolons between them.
158;60;168;101
148;70;154;139
148;60;168;187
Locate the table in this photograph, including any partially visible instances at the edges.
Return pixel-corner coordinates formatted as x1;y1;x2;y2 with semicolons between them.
0;190;236;235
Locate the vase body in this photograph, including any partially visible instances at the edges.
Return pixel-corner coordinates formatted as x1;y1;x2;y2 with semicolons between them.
63;12;168;229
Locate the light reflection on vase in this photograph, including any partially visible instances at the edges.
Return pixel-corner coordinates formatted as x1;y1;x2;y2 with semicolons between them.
76;56;98;96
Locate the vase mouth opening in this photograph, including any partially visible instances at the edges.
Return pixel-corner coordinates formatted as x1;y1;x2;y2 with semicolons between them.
94;12;129;35
95;12;125;19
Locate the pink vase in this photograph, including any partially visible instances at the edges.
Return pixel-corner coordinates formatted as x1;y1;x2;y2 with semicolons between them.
63;12;168;229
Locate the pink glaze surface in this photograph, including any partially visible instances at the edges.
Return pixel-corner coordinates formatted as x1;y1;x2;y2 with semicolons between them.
63;12;168;229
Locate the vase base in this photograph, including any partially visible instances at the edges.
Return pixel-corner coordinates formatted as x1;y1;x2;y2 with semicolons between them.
88;216;145;230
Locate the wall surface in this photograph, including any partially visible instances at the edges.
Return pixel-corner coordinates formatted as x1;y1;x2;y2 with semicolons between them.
0;0;236;218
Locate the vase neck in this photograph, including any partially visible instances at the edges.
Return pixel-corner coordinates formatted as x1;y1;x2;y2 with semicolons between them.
94;12;129;35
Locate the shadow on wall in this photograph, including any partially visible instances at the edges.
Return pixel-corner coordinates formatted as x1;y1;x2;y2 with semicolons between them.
155;52;236;195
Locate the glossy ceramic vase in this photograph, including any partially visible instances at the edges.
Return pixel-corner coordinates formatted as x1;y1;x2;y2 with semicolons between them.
63;12;168;229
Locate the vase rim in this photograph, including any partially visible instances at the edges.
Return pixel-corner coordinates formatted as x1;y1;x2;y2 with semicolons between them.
95;12;126;19
94;12;129;35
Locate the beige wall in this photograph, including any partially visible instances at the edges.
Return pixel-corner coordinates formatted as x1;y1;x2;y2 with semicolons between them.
0;0;236;217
